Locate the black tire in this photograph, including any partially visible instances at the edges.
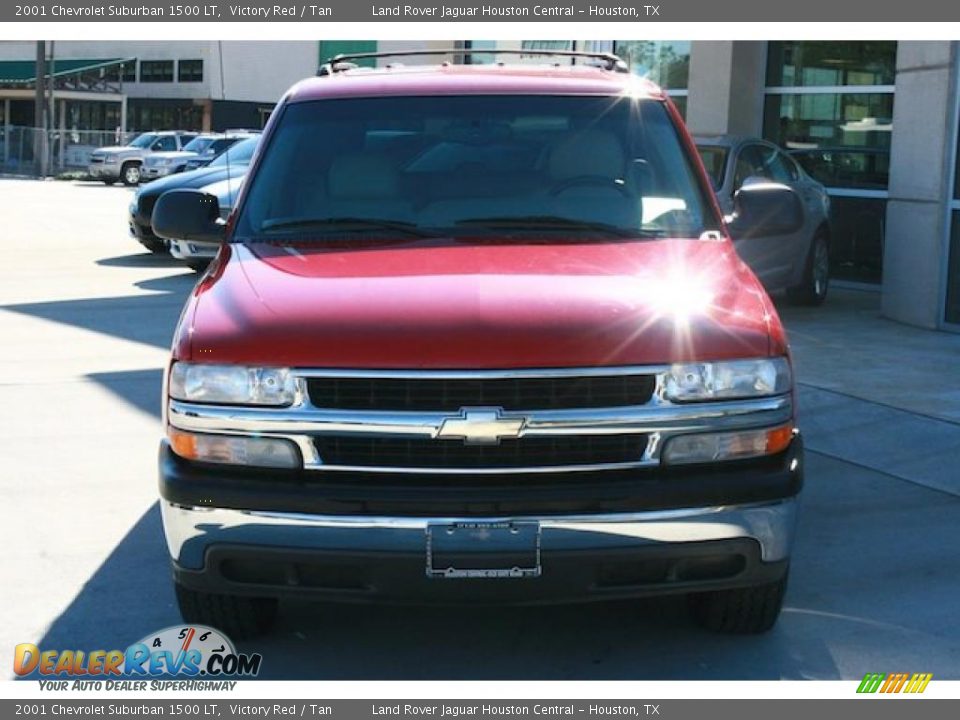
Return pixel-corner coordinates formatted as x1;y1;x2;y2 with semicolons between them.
121;161;141;186
138;236;170;255
186;259;211;273
688;570;788;634
174;582;278;640
787;230;829;306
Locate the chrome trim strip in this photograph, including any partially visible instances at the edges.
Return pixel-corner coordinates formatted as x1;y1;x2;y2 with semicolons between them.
168;396;792;438
161;498;798;565
292;366;674;379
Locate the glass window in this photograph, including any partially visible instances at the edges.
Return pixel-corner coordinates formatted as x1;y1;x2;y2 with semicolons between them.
178;59;203;83
733;145;764;190
209;137;259;167
152;136;178;151
763;92;893;189
766;41;897;87
120;61;136;83
140;60;174;83
945;212;960;324
235;95;718;241
696;145;728;189
614;41;691;90
755;145;795;183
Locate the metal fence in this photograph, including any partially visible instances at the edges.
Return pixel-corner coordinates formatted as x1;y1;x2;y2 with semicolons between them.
0;126;137;176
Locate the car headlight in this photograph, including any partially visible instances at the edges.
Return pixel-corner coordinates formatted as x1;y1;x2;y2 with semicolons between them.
103;156;119;164
169;363;297;406
664;358;791;402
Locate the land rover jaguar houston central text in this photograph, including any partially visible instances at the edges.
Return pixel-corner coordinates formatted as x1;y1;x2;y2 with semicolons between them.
153;49;804;637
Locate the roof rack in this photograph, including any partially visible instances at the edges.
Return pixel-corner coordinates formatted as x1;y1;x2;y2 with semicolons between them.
317;48;629;76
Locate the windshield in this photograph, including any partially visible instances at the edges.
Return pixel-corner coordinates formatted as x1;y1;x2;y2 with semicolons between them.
696;145;728;189
128;133;158;149
234;95;717;241
209;137;258;168
183;137;216;153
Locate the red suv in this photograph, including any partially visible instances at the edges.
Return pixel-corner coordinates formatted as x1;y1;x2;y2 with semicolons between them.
154;50;803;638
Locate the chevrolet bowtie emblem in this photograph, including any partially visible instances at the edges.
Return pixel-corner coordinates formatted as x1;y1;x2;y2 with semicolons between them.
436;408;526;445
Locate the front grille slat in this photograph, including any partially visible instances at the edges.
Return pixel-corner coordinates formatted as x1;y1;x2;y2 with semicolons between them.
315;435;648;470
306;374;656;412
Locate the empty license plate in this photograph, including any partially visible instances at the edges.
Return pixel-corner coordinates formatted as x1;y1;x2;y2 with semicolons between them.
426;521;541;579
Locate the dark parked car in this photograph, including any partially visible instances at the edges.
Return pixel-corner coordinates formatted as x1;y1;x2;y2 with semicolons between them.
696;135;833;305
128;137;259;254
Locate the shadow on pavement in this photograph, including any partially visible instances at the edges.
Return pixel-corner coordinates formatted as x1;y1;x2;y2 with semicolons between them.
2;273;195;351
98;253;187;269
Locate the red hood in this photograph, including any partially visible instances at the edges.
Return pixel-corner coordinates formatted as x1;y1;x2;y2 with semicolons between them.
178;238;781;368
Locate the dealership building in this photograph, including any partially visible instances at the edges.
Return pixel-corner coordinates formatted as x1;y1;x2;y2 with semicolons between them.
0;39;958;331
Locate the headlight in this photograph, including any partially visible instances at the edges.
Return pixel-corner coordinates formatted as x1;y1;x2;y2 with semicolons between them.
168;428;300;468
662;424;795;465
169;363;297;406
103;156;119;164
664;358;791;402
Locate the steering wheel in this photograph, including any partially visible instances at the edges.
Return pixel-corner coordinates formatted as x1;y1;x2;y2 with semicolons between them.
548;175;631;197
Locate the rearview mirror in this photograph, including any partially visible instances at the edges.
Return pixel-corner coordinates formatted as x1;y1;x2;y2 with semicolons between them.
152;189;224;244
727;182;803;239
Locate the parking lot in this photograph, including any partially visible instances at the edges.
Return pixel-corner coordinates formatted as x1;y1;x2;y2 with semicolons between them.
2;177;960;680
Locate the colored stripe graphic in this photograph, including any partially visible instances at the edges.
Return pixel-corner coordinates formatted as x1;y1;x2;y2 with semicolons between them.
857;672;932;694
857;673;886;693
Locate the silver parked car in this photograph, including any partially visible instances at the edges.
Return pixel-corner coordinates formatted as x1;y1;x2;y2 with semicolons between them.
88;131;197;186
696;135;832;305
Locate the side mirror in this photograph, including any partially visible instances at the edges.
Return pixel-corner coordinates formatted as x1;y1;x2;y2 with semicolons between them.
727;182;803;239
152;189;224;243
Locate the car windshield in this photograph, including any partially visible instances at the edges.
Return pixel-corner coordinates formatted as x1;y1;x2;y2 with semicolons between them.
208;137;258;168
233;95;717;241
183;137;216;153
696;145;728;189
128;133;158;149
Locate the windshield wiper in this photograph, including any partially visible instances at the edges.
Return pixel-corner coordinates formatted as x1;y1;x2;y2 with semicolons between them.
260;217;436;238
453;216;666;238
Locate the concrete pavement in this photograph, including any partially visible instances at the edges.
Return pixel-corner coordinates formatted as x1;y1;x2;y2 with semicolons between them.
1;178;958;680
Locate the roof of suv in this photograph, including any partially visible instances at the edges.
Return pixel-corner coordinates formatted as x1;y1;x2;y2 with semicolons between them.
286;64;666;104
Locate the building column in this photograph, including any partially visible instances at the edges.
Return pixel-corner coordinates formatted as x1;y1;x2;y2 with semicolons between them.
882;42;958;329
685;41;766;137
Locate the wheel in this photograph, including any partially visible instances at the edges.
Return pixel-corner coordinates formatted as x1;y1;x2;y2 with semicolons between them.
102;179;117;186
138;236;170;255
121;161;141;186
174;582;278;640
688;569;788;634
186;259;211;272
787;231;829;306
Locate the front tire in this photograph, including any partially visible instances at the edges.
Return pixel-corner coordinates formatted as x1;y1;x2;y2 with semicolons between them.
174;582;278;640
138;236;170;255
787;231;829;306
121;161;141;186
688;570;788;634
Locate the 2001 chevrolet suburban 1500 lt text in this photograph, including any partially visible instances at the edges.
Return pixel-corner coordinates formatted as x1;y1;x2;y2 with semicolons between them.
153;50;804;639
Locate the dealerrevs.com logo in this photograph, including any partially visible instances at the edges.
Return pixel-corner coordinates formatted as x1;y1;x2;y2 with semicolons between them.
14;625;262;687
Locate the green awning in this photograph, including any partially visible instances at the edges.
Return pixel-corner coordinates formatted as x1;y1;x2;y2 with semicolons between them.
0;58;135;85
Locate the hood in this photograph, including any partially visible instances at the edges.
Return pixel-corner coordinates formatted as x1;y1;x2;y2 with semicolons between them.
180;238;780;369
146;151;194;162
136;165;248;199
92;145;134;156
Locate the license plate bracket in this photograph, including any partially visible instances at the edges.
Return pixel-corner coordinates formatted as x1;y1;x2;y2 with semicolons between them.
426;521;542;579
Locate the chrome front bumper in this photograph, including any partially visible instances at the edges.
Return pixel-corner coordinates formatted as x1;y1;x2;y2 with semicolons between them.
162;497;798;571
